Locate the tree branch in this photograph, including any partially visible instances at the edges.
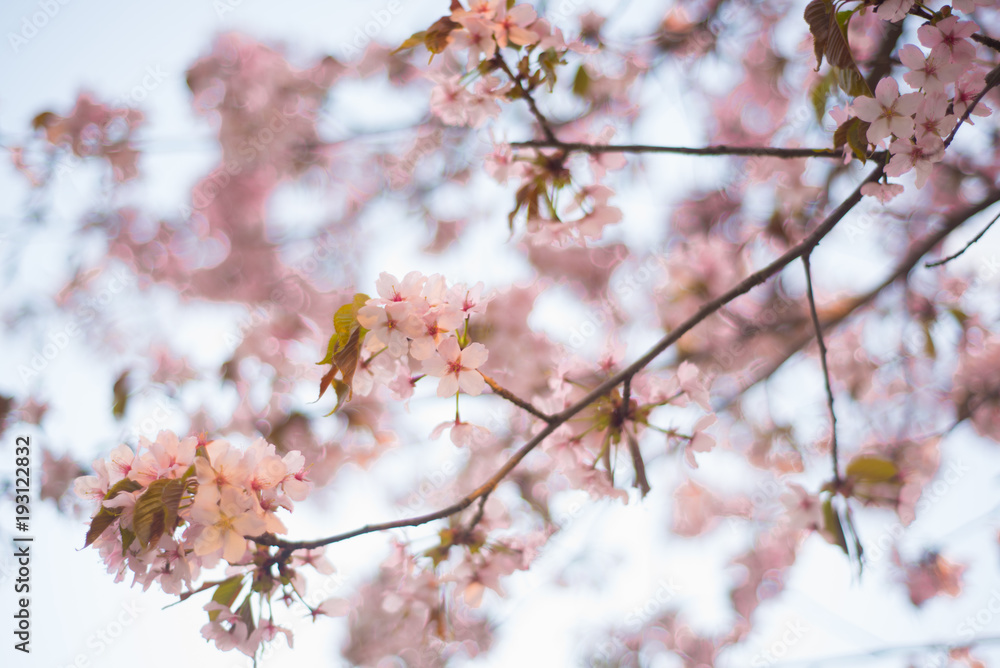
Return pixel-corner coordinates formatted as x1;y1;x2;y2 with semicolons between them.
944;63;1000;148
481;373;553;422
510;140;843;159
251;163;884;552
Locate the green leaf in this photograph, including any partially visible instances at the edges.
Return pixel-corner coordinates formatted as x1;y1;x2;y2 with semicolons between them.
84;477;144;548
833;117;871;162
803;0;872;98
846;455;898;483
538;48;564;93
424;529;454;567
923;322;936;359
133;479;172;548
809;69;837;124
161;478;186;532
120;526;136;555
323;378;352;416
334;327;363;391
84;506;120;547
822;497;849;555
393;31;427;54
834;65;870;99
180;462;197;483
572;65;591;98
804;0;831;70
209;576;245;622
318;293;370;412
112;370;130;420
236;595;256;635
105;477;143;500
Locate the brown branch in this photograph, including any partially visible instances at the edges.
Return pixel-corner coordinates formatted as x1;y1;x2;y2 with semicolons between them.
481;373;553;422
802;253;840;485
493;54;558;143
250;163;884;553
944;63;1000;148
511;140;843;159
719;186;1000;407
972;32;1000;53
925;207;1000;267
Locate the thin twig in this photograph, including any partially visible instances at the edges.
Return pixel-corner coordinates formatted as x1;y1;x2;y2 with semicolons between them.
944;63;1000;148
803;253;840;484
511;140;843;159
716;186;1000;410
493;54;557;143
250;164;884;553
481;373;553;422
925;207;1000;267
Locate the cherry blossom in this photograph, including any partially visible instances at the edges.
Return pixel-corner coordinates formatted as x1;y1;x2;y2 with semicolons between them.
876;0;915;22
15;1;1000;665
853;77;921;145
899;44;962;95
422;338;489;397
886;134;945;188
918;16;978;65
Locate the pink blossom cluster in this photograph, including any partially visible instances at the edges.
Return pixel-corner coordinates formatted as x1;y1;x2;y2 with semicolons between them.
427;2;547;128
75;432;311;581
850;13;993;202
355;271;492;401
74;431;342;656
406;2;630;244
536;353;717;499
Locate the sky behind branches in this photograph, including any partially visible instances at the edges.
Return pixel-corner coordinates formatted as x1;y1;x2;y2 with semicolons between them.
2;1;1000;667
